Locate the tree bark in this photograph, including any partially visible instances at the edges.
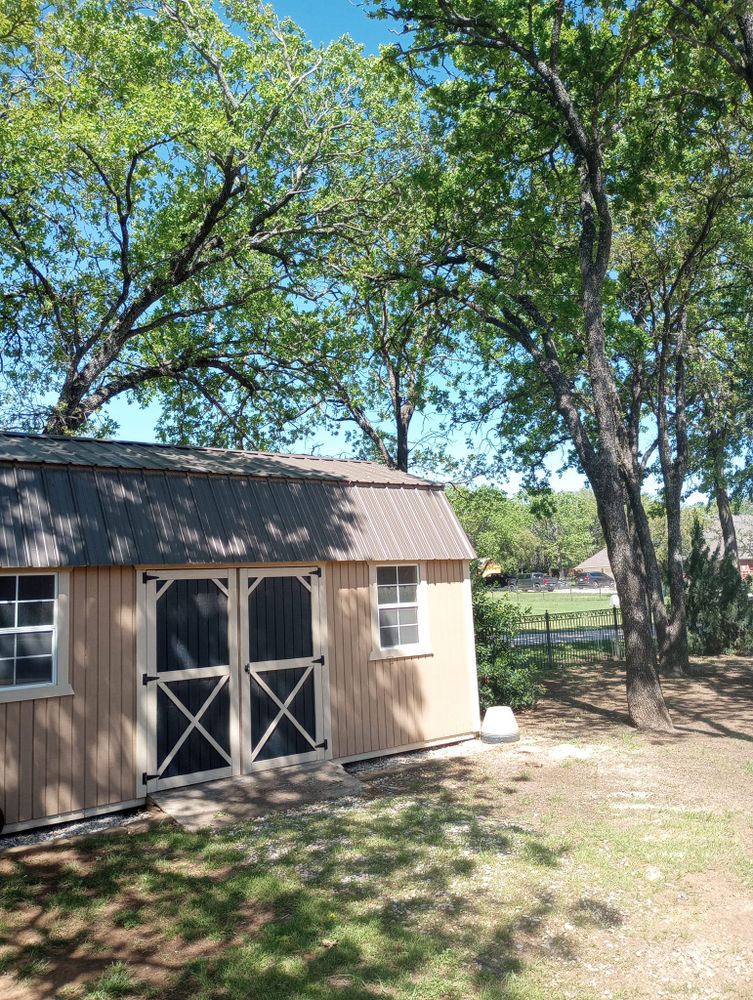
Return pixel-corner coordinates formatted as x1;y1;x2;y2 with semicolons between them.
715;470;739;568
623;475;673;670
597;476;673;730
662;479;690;676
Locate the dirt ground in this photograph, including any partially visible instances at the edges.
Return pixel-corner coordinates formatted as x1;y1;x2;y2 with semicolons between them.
0;656;751;1000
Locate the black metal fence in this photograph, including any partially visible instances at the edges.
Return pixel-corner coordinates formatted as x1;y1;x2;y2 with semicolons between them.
510;607;624;670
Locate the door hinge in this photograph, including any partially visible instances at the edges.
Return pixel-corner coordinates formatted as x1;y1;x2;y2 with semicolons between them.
309;567;322;577
142;771;159;785
244;662;252;674
312;655;324;666
142;572;160;584
315;739;328;751
142;673;159;685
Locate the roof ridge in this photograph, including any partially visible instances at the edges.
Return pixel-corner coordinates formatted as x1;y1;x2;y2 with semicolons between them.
0;429;382;466
0;430;438;488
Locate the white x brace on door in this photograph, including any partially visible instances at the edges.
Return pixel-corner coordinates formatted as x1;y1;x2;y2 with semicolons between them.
239;568;329;772
141;570;240;793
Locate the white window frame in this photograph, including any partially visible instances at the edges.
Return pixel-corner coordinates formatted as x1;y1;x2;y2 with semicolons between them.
0;571;72;704
369;562;432;661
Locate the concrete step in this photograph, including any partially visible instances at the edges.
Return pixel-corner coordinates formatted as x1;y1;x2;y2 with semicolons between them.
149;761;364;831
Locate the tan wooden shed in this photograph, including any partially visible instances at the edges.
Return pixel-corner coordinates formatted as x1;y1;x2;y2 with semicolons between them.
0;432;479;833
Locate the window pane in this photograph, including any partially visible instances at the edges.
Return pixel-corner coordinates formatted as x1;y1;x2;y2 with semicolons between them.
17;601;55;627
377;585;398;606
15;656;53;685
399;624;419;645
398;584;417;604
18;575;55;601
0;604;15;629
398;566;418;584
379;608;399;628
0;634;15;658
398;606;419;627
0;660;13;686
376;566;397;586
379;625;400;648
0;577;16;602
16;631;53;658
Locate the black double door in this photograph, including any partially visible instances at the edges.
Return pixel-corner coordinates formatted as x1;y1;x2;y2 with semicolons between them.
144;570;325;793
242;571;325;769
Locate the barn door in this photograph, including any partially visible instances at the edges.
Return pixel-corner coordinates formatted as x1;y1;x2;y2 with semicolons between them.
240;569;328;771
142;572;238;793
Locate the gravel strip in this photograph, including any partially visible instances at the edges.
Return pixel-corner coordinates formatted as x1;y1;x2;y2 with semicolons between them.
344;737;504;777
0;808;148;853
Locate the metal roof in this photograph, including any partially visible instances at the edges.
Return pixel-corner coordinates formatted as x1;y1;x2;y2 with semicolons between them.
0;435;474;568
0;432;434;486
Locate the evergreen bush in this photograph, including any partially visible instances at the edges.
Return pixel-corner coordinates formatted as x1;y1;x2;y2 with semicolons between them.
471;581;544;710
685;520;753;655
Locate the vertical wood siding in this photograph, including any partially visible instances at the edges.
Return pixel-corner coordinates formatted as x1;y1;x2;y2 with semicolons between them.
1;560;473;828
326;560;475;759
0;567;138;828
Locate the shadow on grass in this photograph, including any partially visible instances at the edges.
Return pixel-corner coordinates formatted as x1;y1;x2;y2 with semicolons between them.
0;759;579;1000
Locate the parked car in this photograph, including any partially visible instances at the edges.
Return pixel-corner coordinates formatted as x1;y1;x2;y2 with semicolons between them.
508;572;556;592
574;571;615;589
482;571;511;589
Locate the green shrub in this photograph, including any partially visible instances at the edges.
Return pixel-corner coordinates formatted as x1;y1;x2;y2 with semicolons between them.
685;520;753;655
471;581;544;711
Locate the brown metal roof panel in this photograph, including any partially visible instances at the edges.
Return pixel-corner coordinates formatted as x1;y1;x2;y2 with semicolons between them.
318;482;361;560
167;475;216;564
436;492;477;559
205;477;247;562
345;487;388;560
93;472;142;565
140;474;190;564
249;480;295;562
223;477;265;562
15;466;60;568
187;475;236;563
266;479;315;563
42;468;86;567
295;481;352;561
117;471;163;565
274;479;314;561
0;466;25;568
68;471;114;566
230;478;279;563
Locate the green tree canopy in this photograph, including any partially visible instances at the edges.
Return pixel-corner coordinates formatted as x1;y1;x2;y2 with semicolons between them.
0;0;419;435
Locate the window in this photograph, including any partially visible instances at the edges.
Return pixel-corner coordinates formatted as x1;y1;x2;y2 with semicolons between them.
376;564;421;649
0;574;63;693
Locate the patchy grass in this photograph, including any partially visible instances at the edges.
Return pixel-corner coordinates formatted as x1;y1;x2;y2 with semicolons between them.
2;660;753;999
491;590;613;614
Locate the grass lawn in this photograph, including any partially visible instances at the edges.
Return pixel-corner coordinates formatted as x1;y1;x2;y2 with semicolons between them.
1;659;752;999
491;589;613;615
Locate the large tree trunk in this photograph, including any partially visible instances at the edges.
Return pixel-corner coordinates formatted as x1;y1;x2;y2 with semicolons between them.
581;274;673;730
596;479;674;730
623;477;674;670
662;481;690;677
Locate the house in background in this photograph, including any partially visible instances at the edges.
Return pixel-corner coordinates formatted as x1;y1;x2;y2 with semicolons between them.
704;514;753;578
572;547;613;578
0;433;479;834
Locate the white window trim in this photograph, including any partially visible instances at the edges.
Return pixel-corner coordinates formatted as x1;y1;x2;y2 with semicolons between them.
0;571;73;704
368;561;432;661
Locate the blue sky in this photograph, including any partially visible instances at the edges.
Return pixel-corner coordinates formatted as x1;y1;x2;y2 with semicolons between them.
274;2;393;52
104;1;589;494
